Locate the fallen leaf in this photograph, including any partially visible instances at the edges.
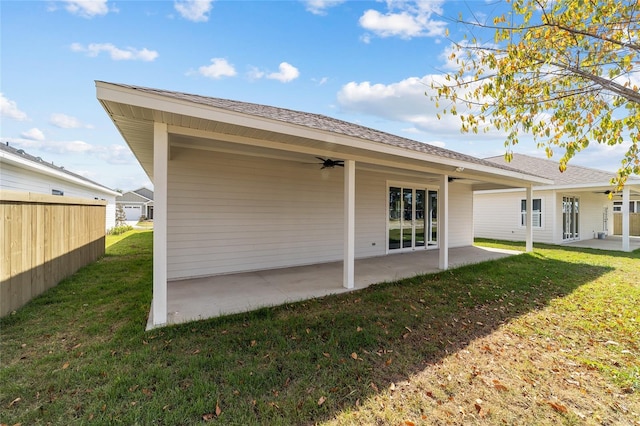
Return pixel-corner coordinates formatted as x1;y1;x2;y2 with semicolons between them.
475;403;482;413
357;326;363;332
322;352;330;358
351;352;358;360
250;340;257;347
405;421;416;426
547;401;567;413
202;413;215;421
385;358;392;366
318;396;326;406
370;382;379;392
493;379;508;391
216;400;222;417
62;362;70;370
9;397;21;407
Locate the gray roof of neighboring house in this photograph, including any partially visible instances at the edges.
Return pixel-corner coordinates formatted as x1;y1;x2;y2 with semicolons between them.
108;83;539;176
483;154;619;185
133;187;153;200
0;142;117;194
116;191;151;203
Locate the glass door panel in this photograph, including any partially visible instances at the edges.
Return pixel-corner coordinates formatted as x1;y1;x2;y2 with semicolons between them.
562;196;579;240
415;190;426;247
388;187;401;250
428;190;438;246
402;188;413;248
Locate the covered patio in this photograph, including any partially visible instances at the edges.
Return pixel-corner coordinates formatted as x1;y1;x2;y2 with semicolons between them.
159;245;519;326
563;235;640;251
97;82;551;329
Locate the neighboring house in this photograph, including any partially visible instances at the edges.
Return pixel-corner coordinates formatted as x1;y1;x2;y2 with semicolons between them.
474;154;640;249
116;187;154;222
0;142;119;230
96;81;551;327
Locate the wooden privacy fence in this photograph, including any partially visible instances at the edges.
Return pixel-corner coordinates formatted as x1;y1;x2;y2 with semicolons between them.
1;190;106;317
613;212;640;236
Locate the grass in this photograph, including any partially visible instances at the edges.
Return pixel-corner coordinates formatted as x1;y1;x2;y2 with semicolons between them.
1;231;638;425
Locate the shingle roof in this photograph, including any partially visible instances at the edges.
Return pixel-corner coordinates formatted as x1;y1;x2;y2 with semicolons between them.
483;153;615;185
108;82;536;176
0;142;116;193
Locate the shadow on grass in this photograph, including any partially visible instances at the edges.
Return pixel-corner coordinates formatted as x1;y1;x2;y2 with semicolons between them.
1;233;619;425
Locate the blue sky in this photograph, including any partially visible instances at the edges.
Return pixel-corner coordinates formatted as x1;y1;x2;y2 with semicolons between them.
1;0;630;190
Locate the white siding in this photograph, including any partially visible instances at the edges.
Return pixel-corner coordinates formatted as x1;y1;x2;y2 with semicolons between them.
448;183;474;248
0;162;116;231
475;189;613;244
166;150;477;280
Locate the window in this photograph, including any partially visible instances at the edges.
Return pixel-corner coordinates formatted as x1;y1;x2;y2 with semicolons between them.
51;189;64;196
614;201;639;212
521;198;542;228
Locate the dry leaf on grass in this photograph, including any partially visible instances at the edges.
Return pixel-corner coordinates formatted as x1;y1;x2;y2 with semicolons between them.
318;396;326;406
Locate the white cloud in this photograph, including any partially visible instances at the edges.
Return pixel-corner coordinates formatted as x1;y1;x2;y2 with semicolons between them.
1;138;135;166
196;58;237;79
267;62;300;83
175;0;213;22
0;93;28;121
71;42;158;61
50;113;93;129
21;128;45;141
302;0;345;15
336;74;489;137
359;0;447;40
247;66;265;81
63;0;110;18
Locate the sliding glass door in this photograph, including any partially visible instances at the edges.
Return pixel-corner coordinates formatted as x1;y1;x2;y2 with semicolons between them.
563;196;579;240
389;186;437;251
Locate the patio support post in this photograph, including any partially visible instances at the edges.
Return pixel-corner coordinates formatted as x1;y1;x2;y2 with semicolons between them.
439;174;449;270
343;159;355;289
153;122;168;326
525;185;533;252
622;186;630;252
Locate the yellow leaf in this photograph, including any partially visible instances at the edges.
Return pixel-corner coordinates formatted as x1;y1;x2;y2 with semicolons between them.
62;362;70;370
351;352;358;360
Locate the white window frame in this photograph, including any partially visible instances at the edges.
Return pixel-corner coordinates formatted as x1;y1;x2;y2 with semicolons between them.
520;198;543;228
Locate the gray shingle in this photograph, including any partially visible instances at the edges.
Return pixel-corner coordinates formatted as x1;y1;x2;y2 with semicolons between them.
484;154;615;185
105;82;534;175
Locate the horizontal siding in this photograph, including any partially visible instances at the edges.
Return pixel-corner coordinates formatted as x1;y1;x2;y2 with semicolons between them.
167;150;345;279
448;183;473;248
0;162;116;230
166;149;479;280
475;190;613;244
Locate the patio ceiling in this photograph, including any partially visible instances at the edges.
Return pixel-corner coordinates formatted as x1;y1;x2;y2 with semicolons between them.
96;81;552;191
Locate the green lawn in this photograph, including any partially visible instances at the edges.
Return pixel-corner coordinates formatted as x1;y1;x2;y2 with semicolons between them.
1;231;638;425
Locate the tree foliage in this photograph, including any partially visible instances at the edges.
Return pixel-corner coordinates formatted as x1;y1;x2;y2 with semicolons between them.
432;0;640;189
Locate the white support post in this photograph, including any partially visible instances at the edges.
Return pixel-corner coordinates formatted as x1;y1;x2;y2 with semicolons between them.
153;122;168;326
343;160;355;289
622;187;630;252
525;185;533;252
439;174;449;270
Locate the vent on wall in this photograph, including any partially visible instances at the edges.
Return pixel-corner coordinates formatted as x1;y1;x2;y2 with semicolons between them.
52;189;64;196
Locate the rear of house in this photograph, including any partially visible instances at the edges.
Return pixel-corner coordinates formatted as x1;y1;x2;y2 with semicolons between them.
474;154;640;247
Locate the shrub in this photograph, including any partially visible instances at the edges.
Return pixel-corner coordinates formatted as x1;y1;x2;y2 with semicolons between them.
107;225;133;235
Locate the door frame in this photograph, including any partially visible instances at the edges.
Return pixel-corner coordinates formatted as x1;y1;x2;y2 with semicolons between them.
562;195;580;241
386;181;439;254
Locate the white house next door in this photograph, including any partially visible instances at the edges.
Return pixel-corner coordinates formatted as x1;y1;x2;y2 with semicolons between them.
388;186;438;251
563;196;579;240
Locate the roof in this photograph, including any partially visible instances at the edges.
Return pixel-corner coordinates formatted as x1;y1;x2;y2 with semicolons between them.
133;187;154;200
103;82;532;175
116;190;152;203
0;142;119;195
484;154;617;185
96;81;553;190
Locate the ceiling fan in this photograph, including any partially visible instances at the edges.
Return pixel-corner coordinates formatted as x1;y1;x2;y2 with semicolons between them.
314;157;344;169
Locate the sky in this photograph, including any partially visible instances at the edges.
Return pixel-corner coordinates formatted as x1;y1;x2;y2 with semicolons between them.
1;0;633;191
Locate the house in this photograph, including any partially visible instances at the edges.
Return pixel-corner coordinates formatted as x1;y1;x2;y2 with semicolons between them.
116;187;154;223
0;142;119;230
96;81;552;327
474;154;640;250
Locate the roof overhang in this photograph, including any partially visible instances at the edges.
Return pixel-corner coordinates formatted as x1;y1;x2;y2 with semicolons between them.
96;82;552;190
0;149;119;197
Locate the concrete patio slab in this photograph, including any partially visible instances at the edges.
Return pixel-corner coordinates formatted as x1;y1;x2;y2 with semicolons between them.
562;236;640;251
161;245;520;327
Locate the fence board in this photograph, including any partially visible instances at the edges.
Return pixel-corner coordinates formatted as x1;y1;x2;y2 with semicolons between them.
0;190;106;316
613;213;640;236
